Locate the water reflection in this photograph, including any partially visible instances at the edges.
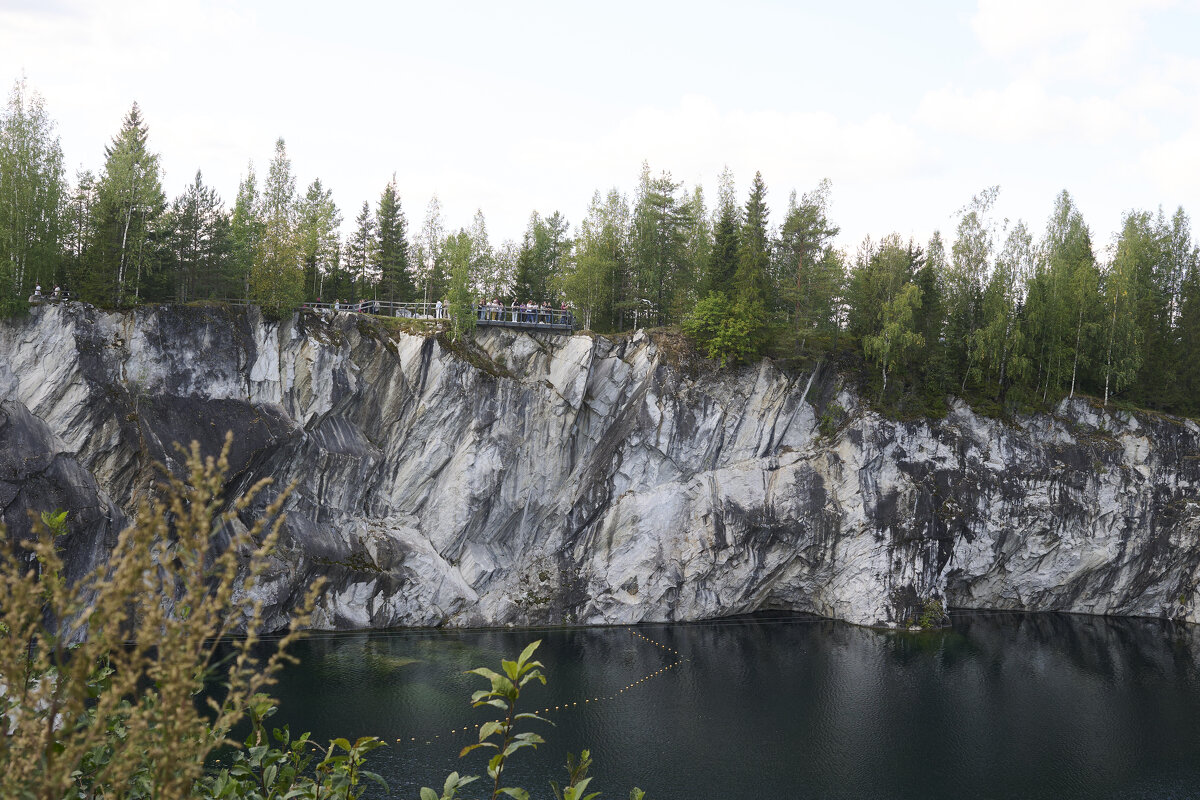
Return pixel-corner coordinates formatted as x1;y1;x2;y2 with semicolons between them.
265;613;1200;799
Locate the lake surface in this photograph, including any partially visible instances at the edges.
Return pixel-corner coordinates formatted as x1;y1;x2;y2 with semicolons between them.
263;612;1200;799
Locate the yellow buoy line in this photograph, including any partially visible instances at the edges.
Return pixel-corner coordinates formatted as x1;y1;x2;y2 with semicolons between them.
394;626;685;746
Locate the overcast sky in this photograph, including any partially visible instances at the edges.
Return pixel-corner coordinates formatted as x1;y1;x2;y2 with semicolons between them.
2;0;1198;256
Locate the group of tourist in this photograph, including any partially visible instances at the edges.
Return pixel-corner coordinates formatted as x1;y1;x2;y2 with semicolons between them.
29;284;69;303
477;300;572;326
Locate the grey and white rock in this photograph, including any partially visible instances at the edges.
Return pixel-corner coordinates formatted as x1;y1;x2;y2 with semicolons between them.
2;302;1199;630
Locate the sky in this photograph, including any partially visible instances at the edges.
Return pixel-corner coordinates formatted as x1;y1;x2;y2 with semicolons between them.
2;0;1199;256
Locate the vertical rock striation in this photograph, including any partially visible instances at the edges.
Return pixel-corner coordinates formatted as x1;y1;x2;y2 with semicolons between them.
2;303;1199;629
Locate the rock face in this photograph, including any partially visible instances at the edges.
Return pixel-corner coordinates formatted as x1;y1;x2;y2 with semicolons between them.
2;303;1199;630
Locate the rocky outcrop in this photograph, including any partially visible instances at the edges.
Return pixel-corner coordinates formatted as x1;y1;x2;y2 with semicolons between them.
2;302;1199;629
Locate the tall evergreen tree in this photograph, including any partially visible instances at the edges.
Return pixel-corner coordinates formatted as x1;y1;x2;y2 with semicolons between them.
444;229;475;340
774;178;842;341
344;201;377;301
86;102;164;306
229;163;261;299
62;169;96;296
848;234;925;396
375;177;412;303
165;171;230;301
945;187;998;391
701;166;740;298
629;163;690;326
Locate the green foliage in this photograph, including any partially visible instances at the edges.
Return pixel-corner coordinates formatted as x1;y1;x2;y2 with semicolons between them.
918;599;946;630
8;71;1200;420
202;699;386;800
250;138;304;316
425;642;647;800
297;178;342;303
818;402;846;439
0;77;66;310
0;435;324;800
84;102;165;306
376;176;413;303
446;230;476;342
683;291;763;367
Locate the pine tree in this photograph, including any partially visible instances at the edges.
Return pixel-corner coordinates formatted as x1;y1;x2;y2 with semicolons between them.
344;201;377;301
165;171;230;301
679;185;711;316
913;231;948;397
62;169;96;297
375;177;412;303
701;166;740;298
946;187;998;391
629;163;689;326
774;178;842;342
847;234;925;396
230;163;261;300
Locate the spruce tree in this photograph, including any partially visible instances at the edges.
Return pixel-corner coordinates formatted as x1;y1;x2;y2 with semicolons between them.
87;102;164;306
345;201;377;301
230;163;261;299
375;177;412;303
701;166;739;298
166;171;230;301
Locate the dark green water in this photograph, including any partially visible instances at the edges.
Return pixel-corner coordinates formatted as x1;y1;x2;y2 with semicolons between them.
263;612;1200;799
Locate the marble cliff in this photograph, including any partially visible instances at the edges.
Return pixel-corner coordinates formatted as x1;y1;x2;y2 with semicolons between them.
2;303;1199;629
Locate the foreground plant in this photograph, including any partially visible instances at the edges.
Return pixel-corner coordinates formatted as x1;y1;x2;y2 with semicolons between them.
422;641;646;800
0;434;323;800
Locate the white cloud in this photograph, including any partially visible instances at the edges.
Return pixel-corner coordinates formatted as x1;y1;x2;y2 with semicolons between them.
971;0;1171;80
514;94;931;188
1138;124;1200;198
917;79;1141;143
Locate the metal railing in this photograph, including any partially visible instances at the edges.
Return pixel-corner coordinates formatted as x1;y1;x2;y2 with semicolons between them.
299;299;574;330
30;293;576;332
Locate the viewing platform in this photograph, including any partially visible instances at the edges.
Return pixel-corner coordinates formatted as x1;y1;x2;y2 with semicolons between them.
298;299;576;332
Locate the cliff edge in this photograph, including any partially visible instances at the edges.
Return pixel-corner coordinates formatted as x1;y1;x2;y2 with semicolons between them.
3;303;1199;630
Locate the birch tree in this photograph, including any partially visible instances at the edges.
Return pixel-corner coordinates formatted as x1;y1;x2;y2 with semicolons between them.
250;138;303;315
296;178;340;302
0;77;66;307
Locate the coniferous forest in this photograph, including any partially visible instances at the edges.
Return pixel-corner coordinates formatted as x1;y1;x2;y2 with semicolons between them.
3;79;1200;418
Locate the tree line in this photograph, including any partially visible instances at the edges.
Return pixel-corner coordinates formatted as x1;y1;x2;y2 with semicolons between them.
3;78;1199;416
